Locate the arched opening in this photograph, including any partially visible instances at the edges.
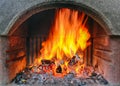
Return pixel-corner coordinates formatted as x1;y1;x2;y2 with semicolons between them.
2;2;118;85
7;7;110;85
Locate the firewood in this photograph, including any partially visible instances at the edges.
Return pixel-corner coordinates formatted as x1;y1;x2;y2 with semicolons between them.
56;65;62;73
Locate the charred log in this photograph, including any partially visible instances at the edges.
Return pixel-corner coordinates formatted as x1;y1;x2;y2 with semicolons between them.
56;65;62;73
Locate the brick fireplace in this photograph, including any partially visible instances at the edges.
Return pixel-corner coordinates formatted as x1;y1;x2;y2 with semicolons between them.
0;0;120;86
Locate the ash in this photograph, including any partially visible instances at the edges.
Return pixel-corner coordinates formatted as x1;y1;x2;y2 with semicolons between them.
12;65;108;86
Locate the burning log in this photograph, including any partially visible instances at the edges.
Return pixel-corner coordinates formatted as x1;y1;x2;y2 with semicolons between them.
68;54;81;66
56;65;62;73
39;59;55;73
68;56;76;66
41;59;54;65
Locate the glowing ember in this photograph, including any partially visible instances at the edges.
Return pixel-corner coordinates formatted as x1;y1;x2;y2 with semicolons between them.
35;8;91;77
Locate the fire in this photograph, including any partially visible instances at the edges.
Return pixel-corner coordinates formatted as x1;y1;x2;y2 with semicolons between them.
36;8;91;76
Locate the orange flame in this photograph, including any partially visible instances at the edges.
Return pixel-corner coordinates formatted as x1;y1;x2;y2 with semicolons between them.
38;8;91;76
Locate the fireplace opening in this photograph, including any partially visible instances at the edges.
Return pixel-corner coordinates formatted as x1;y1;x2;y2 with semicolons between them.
7;8;110;85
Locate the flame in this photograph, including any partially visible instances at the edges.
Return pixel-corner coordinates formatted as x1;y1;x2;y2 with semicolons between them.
37;8;91;76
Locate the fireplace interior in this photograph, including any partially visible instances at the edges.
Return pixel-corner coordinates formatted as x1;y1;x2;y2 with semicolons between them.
3;8;117;86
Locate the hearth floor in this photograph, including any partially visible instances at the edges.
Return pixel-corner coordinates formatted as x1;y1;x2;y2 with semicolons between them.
6;83;116;86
